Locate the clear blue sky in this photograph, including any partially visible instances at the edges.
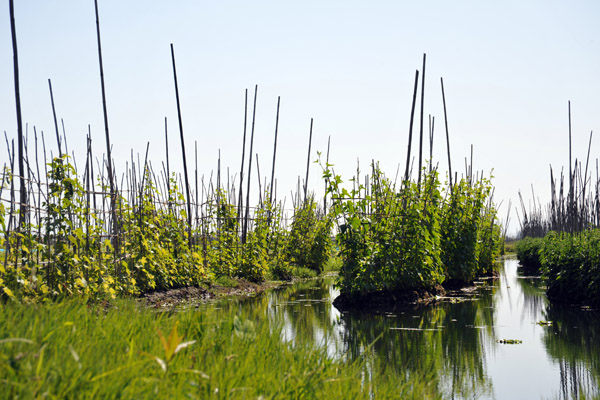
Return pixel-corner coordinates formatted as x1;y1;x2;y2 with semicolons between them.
2;0;600;234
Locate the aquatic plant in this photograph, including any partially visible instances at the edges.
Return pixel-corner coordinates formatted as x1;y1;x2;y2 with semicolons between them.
496;339;523;344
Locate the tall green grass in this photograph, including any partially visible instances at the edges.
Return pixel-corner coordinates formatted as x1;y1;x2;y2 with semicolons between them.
0;298;439;399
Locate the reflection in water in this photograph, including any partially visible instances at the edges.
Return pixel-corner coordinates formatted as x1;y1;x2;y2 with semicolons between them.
337;289;495;399
205;260;599;399
542;302;600;399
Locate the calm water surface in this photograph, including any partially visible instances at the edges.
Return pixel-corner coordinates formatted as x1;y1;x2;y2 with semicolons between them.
210;258;600;399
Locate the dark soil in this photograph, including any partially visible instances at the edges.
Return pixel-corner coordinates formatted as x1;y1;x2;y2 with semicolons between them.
141;279;281;309
333;273;500;312
332;284;446;312
443;279;472;290
545;291;599;310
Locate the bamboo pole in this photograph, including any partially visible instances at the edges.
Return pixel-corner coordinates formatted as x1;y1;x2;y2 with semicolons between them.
256;154;262;206
269;96;281;205
242;85;258;244
85;134;92;282
237;89;248;231
9;0;27;236
469;144;473;185
88;126;97;212
170;43;193;246
23;126;33;270
418;54;426;187
441;77;453;192
404;70;419;183
217;149;222;239
568;101;573;211
303;118;313;203
34;129;42;274
582;131;593;212
139;142;150;199
195;141;199;231
165;117;170;193
48;79;63;156
428;115;435;173
61;119;69;160
93;0;120;268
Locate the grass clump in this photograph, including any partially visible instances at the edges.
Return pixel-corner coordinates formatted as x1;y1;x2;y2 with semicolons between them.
0;299;438;399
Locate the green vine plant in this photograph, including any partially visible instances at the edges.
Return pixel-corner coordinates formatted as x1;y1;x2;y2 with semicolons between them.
0;155;355;301
319;154;502;298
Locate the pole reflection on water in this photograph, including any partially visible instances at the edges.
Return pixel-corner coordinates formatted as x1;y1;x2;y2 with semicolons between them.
205;259;599;399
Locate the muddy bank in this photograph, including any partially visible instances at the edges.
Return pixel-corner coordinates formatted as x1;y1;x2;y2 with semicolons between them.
332;285;446;311
141;279;283;309
333;274;499;312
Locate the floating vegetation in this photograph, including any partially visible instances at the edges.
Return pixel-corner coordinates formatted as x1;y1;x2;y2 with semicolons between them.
389;327;442;332
497;339;523;344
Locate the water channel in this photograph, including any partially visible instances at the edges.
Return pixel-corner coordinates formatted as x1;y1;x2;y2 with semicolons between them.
207;258;600;399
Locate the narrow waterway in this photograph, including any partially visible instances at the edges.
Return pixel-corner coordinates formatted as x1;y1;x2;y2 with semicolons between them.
208;258;600;399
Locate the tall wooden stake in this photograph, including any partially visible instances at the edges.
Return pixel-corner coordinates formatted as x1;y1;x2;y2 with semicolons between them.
418;54;426;187
237;89;248;227
94;0;119;264
165;117;170;193
441;77;453;192
269;96;281;204
429;114;435;173
304;118;313;202
404;70;420;182
9;0;27;233
170;43;193;247
48;79;62;156
568;100;573;227
242;85;258;244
